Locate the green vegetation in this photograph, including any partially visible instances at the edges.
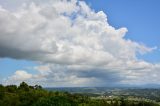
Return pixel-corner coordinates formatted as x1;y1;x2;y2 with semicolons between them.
0;82;159;106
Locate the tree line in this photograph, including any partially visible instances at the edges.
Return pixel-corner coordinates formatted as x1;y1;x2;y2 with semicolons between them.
0;82;159;106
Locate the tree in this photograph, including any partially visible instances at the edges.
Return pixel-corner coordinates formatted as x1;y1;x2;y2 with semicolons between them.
33;96;78;106
34;85;42;90
18;82;29;91
120;98;126;106
5;85;17;93
0;84;5;99
113;100;119;106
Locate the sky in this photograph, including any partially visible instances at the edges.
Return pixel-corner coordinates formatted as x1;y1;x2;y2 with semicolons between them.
0;0;160;87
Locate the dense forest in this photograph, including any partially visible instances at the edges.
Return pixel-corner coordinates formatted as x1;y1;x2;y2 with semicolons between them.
0;82;159;106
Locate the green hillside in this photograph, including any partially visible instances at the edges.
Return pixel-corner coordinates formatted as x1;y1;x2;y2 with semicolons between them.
0;82;159;106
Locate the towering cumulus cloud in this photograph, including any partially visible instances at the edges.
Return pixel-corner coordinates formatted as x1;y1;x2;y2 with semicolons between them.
1;0;160;87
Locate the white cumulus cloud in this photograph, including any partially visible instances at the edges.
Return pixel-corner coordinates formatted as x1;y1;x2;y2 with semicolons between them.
1;0;159;87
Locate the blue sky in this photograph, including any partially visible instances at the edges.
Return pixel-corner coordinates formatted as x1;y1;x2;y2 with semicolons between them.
85;0;160;63
0;0;160;86
0;58;37;79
